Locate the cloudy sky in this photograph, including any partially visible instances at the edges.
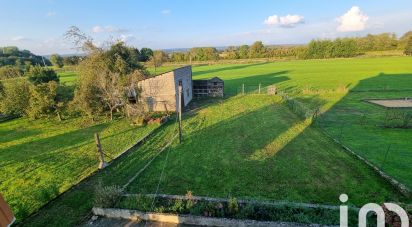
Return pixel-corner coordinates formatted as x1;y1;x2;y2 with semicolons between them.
1;0;412;55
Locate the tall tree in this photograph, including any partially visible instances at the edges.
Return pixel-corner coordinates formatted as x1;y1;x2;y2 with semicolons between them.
50;54;64;68
404;36;412;56
149;50;168;74
139;48;153;62
249;41;266;58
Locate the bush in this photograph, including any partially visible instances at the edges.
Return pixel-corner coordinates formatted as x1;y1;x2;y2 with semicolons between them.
27;81;58;119
228;197;239;215
26;66;59;85
0;65;23;80
0;79;30;116
94;184;123;208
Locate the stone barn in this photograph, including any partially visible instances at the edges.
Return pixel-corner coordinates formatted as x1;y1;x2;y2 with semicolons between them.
193;77;224;98
137;65;193;112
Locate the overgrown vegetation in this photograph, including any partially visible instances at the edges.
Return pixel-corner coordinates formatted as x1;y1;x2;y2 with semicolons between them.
114;195;367;226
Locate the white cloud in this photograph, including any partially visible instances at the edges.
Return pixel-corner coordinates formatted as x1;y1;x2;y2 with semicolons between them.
11;36;30;42
92;25;128;33
161;9;171;15
337;6;369;32
46;11;57;17
119;34;135;43
264;14;304;27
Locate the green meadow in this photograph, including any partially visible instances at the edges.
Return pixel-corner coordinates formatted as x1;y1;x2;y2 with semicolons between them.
3;56;412;225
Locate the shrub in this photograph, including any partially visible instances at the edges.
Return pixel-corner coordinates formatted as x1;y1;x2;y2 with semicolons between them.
94;184;123;208
0;65;23;79
26;66;59;85
27;81;58;119
0;79;30;116
228;197;239;215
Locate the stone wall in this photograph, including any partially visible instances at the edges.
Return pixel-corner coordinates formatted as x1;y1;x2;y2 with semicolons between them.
137;66;192;112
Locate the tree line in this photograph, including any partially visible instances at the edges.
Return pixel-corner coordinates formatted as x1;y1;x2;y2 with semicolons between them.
0;46;51;68
161;31;412;63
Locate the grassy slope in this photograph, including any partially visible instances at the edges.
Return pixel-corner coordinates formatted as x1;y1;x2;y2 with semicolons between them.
19;56;412;225
20;120;179;226
0;117;158;220
127;96;406;206
188;57;412;189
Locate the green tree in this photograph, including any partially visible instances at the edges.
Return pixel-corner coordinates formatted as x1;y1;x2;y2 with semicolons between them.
50;54;64;68
26;66;59;85
150;50;169;74
238;45;250;59
139;48;153;62
399;31;412;50
249;41;266;58
0;79;30;116
27;81;58;119
404;36;412;56
63;56;82;65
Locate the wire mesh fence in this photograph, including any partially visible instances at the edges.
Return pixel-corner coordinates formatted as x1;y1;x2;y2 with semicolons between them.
232;84;278;96
314;108;412;193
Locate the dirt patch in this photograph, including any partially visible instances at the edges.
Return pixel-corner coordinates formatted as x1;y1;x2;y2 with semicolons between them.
366;98;412;108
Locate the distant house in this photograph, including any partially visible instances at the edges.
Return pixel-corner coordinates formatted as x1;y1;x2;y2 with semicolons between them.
136;65;193;112
193;77;224;98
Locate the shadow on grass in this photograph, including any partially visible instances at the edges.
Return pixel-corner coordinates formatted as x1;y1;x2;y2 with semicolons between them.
128;95;407;207
19;72;412;227
318;72;412;190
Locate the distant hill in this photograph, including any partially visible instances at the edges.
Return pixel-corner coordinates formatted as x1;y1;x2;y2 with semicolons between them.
0;46;51;67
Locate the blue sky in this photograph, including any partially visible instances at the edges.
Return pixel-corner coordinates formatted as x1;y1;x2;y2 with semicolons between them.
1;0;412;55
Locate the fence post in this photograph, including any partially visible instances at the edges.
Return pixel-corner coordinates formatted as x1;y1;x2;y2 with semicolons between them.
178;83;183;143
95;133;108;169
242;84;245;95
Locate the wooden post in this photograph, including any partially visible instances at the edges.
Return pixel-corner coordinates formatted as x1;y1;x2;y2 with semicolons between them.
258;83;261;94
242;84;245;95
178;83;183;143
95;133;107;169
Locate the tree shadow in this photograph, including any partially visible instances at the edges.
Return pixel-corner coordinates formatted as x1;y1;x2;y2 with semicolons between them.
128;92;408;206
318;72;412;190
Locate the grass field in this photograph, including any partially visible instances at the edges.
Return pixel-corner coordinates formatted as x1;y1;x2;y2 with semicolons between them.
57;71;78;85
126;95;406;206
5;56;412;225
0;117;158;220
21;96;409;226
186;57;412;189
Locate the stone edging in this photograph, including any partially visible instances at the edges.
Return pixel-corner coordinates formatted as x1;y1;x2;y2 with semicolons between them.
92;207;337;227
123;193;360;211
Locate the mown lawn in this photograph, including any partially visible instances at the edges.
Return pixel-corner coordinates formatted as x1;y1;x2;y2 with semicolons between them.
16;56;412;225
58;71;78;85
126;95;407;206
0;117;158;221
188;57;412;190
21;96;409;226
